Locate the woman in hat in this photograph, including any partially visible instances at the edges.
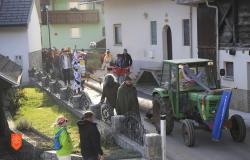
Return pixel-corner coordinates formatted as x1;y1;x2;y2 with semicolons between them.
78;51;87;90
102;49;112;71
54;116;73;160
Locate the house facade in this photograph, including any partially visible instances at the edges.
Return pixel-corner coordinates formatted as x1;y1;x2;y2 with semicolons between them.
178;0;250;112
0;0;42;83
104;0;199;73
40;0;105;49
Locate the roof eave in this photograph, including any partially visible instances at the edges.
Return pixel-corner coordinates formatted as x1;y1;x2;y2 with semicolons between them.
0;24;28;27
0;72;23;86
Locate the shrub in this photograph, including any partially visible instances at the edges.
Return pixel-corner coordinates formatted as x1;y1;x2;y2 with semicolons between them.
16;118;32;131
8;88;27;115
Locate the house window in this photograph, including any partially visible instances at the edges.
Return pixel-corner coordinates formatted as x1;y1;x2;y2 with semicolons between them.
102;27;105;37
15;55;23;67
71;28;80;38
69;2;79;9
150;21;157;45
79;3;88;10
114;24;122;45
183;19;190;46
225;62;234;79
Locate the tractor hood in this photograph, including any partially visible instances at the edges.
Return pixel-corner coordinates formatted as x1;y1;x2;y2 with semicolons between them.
189;92;222;121
188;92;222;102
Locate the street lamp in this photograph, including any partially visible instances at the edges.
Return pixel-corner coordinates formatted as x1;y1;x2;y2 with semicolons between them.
43;5;51;49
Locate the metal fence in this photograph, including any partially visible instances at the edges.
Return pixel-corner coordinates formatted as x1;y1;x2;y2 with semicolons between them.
121;114;145;145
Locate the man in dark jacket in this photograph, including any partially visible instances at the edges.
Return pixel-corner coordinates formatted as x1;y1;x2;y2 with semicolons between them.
122;49;133;68
77;111;104;160
100;74;120;115
116;76;140;118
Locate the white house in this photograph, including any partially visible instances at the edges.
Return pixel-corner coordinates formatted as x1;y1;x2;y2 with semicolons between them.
176;0;250;112
104;0;198;73
0;0;42;83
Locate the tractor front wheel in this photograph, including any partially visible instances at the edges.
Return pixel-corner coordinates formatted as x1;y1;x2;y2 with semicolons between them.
152;94;174;135
182;119;195;147
230;114;246;142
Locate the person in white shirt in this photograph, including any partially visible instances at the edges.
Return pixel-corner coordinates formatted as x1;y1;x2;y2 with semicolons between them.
60;48;72;86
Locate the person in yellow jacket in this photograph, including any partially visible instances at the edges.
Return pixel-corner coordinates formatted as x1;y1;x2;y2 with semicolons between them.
54;116;73;160
102;49;112;71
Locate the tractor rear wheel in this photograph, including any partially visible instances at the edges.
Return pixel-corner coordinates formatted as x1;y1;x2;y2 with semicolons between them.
182;119;195;147
152;94;174;135
230;114;246;142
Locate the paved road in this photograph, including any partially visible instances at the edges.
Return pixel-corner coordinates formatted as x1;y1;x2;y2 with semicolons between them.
85;87;250;160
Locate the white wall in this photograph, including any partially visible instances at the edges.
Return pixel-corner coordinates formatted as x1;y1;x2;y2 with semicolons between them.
104;0;198;72
219;50;250;90
27;2;42;52
0;27;30;82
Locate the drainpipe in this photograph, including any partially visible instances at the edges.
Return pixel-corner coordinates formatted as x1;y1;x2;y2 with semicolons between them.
205;0;220;81
190;6;193;58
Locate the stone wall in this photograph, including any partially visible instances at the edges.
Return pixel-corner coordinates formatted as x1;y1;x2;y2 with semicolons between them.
40;151;82;160
231;89;250;113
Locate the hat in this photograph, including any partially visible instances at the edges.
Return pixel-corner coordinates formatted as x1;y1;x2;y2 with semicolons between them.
123;48;128;53
56;116;68;126
82;111;94;120
78;51;87;55
124;75;132;81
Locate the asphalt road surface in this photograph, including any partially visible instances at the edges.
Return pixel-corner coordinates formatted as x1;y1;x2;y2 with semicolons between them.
85;87;250;160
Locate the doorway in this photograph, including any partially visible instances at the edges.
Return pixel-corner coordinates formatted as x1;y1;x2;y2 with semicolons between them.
162;25;173;60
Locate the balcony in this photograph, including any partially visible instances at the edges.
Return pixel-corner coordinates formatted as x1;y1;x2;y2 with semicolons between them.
41;10;99;25
176;0;206;5
40;0;50;6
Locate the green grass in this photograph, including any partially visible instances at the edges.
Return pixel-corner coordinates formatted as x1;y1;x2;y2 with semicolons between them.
13;87;142;159
14;87;80;153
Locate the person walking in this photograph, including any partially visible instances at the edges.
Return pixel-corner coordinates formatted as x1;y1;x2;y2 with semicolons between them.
78;51;87;90
102;49;112;71
116;76;140;119
72;51;81;94
77;111;104;160
100;74;120;116
114;54;125;84
54;116;73;160
122;49;133;68
60;48;72;86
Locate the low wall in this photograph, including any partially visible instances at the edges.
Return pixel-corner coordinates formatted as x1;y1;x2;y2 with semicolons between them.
33;80;145;158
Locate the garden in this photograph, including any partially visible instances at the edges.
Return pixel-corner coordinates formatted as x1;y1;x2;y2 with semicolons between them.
13;87;141;159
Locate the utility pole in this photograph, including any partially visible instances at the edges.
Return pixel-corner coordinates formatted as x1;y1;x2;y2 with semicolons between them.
45;5;52;49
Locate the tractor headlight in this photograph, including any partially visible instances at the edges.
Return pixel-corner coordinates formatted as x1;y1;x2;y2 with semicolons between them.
208;62;214;66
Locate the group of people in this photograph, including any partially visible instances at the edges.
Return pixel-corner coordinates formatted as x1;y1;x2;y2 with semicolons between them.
42;48;134;93
42;48;88;94
54;74;140;160
54;111;103;160
101;74;140;119
101;48;133;69
101;49;133;83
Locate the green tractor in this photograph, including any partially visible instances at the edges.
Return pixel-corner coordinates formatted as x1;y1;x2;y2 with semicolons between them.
152;58;246;146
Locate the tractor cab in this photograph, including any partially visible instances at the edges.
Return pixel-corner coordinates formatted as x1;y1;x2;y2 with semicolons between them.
154;58;219;119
